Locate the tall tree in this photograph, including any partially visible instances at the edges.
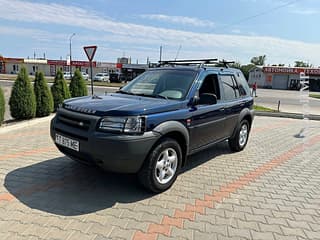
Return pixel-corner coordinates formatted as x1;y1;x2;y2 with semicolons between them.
250;55;266;66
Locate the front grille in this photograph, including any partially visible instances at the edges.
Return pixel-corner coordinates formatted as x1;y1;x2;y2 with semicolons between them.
58;114;91;131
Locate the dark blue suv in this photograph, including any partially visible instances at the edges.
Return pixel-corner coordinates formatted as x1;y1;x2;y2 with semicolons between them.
50;59;254;192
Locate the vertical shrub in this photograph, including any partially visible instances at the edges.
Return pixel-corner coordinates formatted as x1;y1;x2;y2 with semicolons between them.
69;69;88;97
9;67;36;120
0;86;5;125
51;69;70;110
34;71;54;117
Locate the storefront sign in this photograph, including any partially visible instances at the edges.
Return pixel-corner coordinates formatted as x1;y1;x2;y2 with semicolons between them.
263;67;320;76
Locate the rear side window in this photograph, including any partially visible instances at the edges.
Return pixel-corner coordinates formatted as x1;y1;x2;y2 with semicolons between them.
235;71;250;97
221;75;239;101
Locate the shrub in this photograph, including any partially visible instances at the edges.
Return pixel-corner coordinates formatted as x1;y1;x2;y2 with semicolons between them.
69;69;88;97
0;87;5;125
51;70;71;110
9;67;36;120
34;71;54;117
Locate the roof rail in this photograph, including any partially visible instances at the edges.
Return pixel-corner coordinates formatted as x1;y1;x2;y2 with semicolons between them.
158;58;218;67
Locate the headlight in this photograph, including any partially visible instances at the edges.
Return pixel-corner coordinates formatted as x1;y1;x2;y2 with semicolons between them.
99;116;146;134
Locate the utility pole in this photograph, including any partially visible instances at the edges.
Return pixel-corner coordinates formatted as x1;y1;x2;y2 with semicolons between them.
69;33;76;77
159;46;162;62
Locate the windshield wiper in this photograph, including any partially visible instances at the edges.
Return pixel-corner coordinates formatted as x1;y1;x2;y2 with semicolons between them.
154;94;168;100
116;90;136;95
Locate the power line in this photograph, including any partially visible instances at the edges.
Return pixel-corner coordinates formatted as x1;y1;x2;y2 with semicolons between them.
225;0;300;29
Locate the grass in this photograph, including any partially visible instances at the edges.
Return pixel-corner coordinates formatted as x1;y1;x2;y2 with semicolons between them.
254;105;277;112
309;93;320;99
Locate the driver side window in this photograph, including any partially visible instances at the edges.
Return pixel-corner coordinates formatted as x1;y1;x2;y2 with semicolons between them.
199;74;220;100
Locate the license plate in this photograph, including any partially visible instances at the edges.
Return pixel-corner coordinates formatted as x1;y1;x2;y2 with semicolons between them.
55;134;79;152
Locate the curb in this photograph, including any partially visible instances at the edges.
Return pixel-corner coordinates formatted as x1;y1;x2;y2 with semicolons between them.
0;114;55;134
255;111;320;121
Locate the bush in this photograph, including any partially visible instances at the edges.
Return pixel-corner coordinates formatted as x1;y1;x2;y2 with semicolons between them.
34;71;54;117
0;87;5;126
51;70;71;110
9;67;36;120
69;69;88;97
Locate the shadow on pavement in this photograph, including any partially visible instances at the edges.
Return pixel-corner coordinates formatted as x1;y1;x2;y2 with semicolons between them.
4;157;153;216
4;142;230;216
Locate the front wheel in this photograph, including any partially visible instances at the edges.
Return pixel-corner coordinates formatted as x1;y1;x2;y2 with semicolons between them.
228;119;250;152
138;138;182;193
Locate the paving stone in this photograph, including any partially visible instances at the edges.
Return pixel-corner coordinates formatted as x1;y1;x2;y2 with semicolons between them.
251;230;275;240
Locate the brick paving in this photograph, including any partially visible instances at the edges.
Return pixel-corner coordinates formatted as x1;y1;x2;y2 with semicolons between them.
0;116;320;240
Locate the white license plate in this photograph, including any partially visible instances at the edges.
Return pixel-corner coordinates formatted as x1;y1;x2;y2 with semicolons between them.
55;134;79;152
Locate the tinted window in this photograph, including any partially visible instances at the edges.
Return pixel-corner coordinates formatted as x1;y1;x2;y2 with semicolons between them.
221;75;239;100
235;71;250;97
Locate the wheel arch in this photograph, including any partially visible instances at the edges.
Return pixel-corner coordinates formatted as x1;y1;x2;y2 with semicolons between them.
152;121;189;167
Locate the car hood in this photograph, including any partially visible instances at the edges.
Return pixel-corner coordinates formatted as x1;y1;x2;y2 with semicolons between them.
62;93;183;116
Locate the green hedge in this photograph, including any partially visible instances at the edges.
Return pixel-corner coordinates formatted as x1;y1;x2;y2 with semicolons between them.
0;87;5;126
51;69;71;110
69;69;88;97
34;71;54;117
9;67;36;120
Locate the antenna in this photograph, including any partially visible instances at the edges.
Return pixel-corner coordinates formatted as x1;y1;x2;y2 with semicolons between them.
175;45;182;61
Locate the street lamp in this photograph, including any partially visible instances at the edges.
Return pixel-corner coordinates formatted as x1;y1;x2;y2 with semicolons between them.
69;33;76;77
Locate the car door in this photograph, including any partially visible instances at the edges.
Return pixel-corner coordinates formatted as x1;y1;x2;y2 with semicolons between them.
189;73;226;151
220;74;243;137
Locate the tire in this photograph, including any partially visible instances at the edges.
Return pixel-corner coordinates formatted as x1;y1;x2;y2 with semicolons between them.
138;138;182;193
228;119;250;152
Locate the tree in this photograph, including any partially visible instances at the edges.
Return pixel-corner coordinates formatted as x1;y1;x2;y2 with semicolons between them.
51;69;71;111
0;86;5;126
69;69;88;97
9;67;36;120
250;55;266;66
34;71;54;117
229;62;241;69
240;64;256;81
294;61;311;67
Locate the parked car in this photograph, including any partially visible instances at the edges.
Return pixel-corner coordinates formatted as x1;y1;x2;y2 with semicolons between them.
81;72;89;80
93;73;109;82
109;73;122;83
63;72;71;80
51;59;254;193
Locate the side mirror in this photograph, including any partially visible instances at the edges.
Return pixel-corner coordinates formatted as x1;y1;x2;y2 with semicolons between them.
190;96;200;106
199;93;217;105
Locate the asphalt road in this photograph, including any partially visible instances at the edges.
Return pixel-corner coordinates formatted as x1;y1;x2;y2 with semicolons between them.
254;88;320;115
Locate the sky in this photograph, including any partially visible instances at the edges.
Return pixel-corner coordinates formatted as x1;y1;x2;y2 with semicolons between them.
0;0;320;66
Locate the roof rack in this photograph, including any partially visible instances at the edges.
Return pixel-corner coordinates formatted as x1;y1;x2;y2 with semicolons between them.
158;58;218;67
158;58;235;68
219;60;235;68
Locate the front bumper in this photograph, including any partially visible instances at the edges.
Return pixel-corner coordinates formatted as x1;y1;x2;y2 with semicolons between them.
50;109;161;173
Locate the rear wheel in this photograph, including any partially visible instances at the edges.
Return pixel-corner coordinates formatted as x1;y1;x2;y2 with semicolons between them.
228;119;250;152
138;138;182;193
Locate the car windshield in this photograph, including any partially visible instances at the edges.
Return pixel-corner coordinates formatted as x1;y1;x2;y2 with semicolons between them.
120;69;197;100
96;73;103;76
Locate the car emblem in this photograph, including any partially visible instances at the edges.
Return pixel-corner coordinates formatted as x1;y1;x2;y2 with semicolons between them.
79;122;84;127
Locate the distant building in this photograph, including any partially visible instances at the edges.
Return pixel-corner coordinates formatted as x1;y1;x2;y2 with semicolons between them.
248;66;320;91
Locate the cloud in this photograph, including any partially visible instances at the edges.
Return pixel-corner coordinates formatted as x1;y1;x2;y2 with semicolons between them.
0;0;320;65
139;14;215;28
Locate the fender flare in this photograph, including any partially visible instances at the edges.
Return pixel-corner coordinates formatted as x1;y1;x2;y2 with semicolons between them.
152;120;189;157
231;108;254;138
